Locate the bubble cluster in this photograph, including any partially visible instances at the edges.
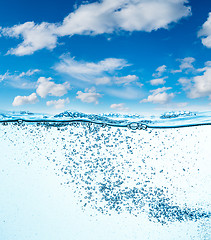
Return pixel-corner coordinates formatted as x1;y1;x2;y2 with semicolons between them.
1;120;210;226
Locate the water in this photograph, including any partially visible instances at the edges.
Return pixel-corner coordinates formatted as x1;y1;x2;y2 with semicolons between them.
0;110;210;240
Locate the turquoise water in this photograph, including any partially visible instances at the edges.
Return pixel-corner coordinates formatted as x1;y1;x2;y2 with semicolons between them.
1;110;211;128
0;111;210;239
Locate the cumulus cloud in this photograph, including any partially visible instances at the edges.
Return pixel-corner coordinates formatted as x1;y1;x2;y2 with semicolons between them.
141;87;174;104
198;12;211;48
171;57;195;73
12;93;38;106
55;56;129;83
179;57;195;70
152;65;167;77
1;0;191;55
59;0;191;34
46;98;70;109
178;77;192;90
110;103;129;112
150;76;168;86
2;22;58;56
178;63;211;99
76;87;102;104
36;77;70;98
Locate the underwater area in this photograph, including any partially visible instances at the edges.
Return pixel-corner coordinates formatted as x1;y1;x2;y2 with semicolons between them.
0;110;211;240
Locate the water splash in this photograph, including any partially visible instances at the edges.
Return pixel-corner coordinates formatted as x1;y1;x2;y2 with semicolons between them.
1;110;211;129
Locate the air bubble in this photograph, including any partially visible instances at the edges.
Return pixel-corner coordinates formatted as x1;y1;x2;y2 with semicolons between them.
128;122;139;130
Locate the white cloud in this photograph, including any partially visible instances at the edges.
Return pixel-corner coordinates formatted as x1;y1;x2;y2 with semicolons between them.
95;77;111;85
53;0;191;34
178;64;211;99
110;103;129;112
152;65;167;77
198;12;211;48
150;76;168;86
12;93;38;106
141;87;174;104
179;57;195;70
1;0;191;55
196;61;211;72
55;56;129;83
36;77;70;98
171;57;195;73
46;98;70;109
178;77;192;90
2;22;58;56
19;69;40;77
0;69;39;89
113;75;138;85
76;87;102;104
0;71;9;82
136;82;144;88
55;56;140;88
108;86;142;99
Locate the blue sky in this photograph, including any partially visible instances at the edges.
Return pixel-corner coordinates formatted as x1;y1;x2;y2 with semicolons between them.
0;0;210;114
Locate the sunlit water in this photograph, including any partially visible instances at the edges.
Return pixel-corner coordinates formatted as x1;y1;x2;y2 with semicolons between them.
0;111;210;240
